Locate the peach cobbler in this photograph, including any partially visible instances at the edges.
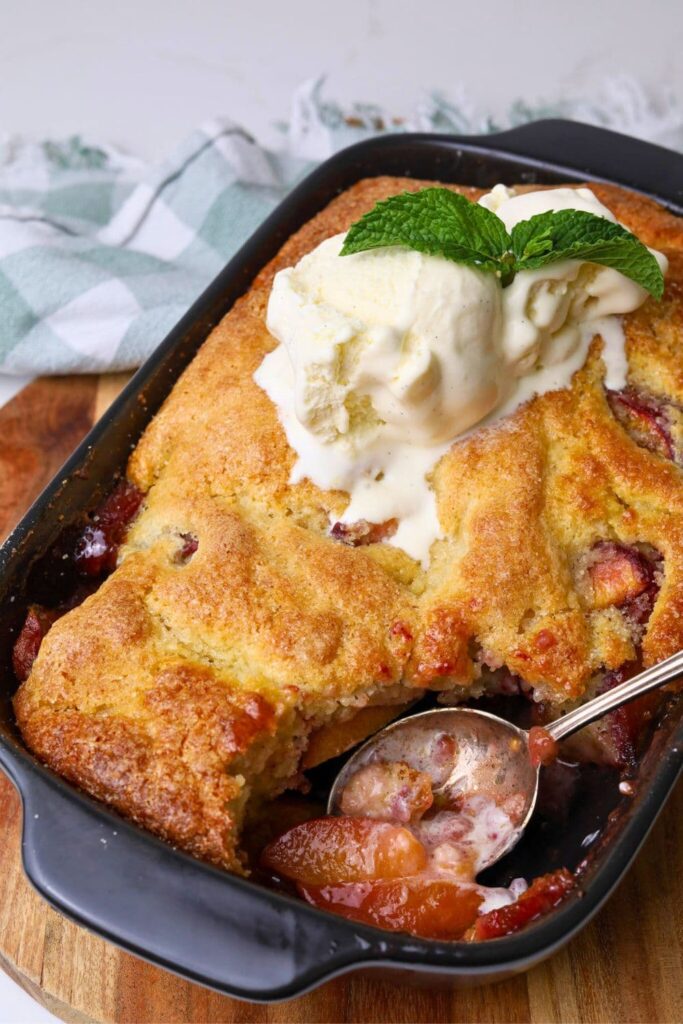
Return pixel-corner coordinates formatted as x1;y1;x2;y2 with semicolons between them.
12;176;683;941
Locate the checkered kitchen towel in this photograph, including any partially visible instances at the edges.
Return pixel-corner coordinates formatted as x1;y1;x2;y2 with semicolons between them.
1;76;681;376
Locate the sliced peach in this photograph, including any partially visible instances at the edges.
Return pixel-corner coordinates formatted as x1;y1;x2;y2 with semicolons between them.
260;817;428;885
339;761;433;823
12;605;59;681
74;479;143;576
596;663;662;770
587;542;651;610
474;868;575;940
299;877;482;940
607;388;675;461
528;726;559;768
330;518;398;546
553;661;659;769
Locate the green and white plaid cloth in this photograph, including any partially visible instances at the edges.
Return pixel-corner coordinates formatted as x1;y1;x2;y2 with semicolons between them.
0;121;313;374
0;76;680;376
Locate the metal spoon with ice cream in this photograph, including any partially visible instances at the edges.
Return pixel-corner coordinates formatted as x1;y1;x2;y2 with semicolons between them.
328;650;683;871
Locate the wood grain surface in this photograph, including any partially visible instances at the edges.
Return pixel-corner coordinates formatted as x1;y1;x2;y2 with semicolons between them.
0;375;681;1024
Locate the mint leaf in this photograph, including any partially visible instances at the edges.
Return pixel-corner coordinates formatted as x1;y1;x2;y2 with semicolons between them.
340;188;665;301
340;188;511;274
511;210;664;299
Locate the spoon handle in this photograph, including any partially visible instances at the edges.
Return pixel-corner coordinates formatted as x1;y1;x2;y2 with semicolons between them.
546;650;683;742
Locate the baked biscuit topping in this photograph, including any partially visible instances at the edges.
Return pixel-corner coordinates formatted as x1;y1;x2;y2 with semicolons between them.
12;176;683;882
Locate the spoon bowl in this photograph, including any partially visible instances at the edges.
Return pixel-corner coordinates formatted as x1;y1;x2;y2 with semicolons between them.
328;649;683;870
328;707;539;870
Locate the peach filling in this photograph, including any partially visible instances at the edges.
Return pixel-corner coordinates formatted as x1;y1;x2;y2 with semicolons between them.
261;817;428;885
261;753;575;941
607;387;679;463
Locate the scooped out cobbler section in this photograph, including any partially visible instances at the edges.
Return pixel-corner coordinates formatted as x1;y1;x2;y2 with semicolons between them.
261;713;545;941
10;175;683;945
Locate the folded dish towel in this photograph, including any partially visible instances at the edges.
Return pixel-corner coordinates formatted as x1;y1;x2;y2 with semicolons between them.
0;77;681;376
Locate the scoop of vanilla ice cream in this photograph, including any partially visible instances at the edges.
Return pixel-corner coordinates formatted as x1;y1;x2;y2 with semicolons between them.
255;184;667;565
266;234;504;448
480;185;668;375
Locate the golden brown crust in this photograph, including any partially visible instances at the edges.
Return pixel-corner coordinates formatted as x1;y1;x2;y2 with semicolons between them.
412;182;683;698
14;496;416;870
418;346;683;698
14;175;683;868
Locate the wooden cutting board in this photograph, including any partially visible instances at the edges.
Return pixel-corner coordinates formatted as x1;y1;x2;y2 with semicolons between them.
0;375;681;1024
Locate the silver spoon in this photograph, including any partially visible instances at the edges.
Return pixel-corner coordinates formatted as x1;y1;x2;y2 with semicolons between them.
328;650;683;870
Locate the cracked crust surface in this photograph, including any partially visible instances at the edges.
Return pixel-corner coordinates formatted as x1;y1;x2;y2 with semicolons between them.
13;176;683;870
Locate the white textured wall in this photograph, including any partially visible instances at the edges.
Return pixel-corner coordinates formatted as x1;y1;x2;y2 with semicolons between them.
0;0;681;158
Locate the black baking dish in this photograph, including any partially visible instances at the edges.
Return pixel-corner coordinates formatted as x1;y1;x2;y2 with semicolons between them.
0;120;682;1002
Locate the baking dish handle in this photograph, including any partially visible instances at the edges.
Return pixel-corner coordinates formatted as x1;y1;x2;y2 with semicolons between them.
464;118;683;208
12;760;377;1001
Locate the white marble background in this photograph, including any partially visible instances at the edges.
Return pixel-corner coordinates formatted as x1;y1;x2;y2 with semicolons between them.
1;0;682;1019
1;0;682;159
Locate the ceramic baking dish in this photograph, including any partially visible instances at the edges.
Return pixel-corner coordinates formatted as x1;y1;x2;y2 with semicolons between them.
0;120;681;1001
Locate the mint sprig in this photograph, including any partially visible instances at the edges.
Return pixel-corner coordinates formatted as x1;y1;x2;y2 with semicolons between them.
340;188;664;299
510;209;664;298
340;188;511;276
